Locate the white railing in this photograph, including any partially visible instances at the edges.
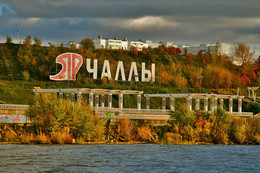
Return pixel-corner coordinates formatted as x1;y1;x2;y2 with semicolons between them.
0;104;29;110
122;108;171;114
94;107;171;114
232;112;254;117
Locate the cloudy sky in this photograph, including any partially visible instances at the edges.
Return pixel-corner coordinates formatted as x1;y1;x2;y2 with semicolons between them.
1;0;260;57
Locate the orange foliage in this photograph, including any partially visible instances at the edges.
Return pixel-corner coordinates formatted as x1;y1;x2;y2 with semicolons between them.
197;50;203;57
23;40;29;45
188;53;193;65
137;125;151;141
203;66;232;89
45;70;50;77
195;116;209;128
130;46;138;56
118;117;134;141
186;64;190;71
184;48;188;56
160;68;171;82
176;48;182;54
141;47;147;55
241;74;251;86
166;46;177;55
203;53;210;65
31;58;36;66
190;73;200;88
158;46;165;52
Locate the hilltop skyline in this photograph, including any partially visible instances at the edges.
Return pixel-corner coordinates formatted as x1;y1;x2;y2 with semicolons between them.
0;0;260;58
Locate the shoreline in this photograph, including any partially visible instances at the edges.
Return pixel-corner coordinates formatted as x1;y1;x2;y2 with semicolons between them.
0;141;258;145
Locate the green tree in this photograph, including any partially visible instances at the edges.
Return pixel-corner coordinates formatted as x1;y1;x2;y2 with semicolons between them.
80;38;95;49
27;93;105;140
33;36;42;46
24;35;32;45
6;35;12;43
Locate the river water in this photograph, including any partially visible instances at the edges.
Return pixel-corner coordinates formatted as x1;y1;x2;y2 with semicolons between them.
0;144;259;172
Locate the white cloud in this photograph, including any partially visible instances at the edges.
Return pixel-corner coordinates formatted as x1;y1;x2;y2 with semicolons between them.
99;16;178;31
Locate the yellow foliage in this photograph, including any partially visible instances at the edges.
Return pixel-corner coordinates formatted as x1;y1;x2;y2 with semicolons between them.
234;125;247;144
255;134;260;144
36;133;50;144
3;131;17;142
163;132;182;144
137;125;151;141
181;125;198;142
20;133;35;144
118;116;134;142
172;75;187;88
51;132;64;144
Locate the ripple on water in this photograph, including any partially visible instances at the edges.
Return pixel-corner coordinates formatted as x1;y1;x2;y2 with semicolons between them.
0;144;259;172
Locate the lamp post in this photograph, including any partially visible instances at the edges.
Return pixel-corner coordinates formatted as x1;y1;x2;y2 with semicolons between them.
198;76;202;93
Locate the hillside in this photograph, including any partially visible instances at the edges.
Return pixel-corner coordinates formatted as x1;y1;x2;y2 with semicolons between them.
0;42;259;113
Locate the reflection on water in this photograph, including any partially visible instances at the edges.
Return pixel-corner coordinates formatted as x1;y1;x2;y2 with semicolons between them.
0;144;259;172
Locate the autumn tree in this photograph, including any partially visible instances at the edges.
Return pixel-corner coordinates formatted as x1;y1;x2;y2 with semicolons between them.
202;53;210;65
176;48;182;54
196;50;202;57
33;36;42;46
188;53;193;65
27;93;105;140
6;35;12;43
166;46;176;55
141;47;147;55
203;66;232;89
24;35;32;45
130;46;138;56
80;38;95;49
233;42;255;66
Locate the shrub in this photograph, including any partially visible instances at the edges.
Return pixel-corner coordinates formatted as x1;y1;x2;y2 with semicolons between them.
20;133;35;144
51;132;64;144
64;134;74;144
137;125;151;141
181;125;198;142
36;133;50;144
211;121;229;144
255;134;260;144
163;132;182;144
27;93;104;141
170;104;196;127
230;119;247;144
118;116;134;142
3;131;17;142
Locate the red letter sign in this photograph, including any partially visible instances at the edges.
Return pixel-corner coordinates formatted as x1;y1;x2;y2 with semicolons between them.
50;53;83;80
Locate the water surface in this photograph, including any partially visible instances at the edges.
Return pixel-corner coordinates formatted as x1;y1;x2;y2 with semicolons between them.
0;144;259;172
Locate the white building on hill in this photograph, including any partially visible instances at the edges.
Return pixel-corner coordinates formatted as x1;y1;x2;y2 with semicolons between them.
93;36;233;57
178;43;232;56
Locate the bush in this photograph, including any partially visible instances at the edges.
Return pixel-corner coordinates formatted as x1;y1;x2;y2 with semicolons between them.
20;133;35;144
36;133;50;144
137;125;152;141
163;132;182;144
27;93;105;141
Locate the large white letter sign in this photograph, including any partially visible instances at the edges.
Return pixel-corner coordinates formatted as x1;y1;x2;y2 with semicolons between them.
151;63;155;82
101;60;112;80
115;61;126;81
50;53;83;80
86;58;98;79
128;62;139;82
141;63;152;82
141;63;155;82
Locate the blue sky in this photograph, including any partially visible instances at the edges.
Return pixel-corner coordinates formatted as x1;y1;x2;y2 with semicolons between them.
0;0;260;58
